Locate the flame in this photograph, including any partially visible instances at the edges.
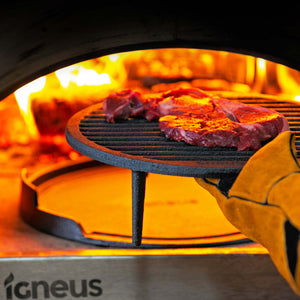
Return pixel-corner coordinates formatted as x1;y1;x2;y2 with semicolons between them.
14;77;46;139
251;58;267;93
257;58;266;70
108;54;120;62
10;48;300;153
295;95;300;101
55;65;111;88
53;53;126;92
275;63;300;101
12;53;127;146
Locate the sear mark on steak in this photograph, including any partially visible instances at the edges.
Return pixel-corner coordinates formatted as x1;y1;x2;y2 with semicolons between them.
103;88;289;151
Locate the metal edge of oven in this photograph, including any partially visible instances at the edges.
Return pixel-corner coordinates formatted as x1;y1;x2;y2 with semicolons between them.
0;253;298;299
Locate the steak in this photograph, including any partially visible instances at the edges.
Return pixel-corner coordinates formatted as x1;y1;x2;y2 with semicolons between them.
103;88;289;151
102;90;146;122
159;111;241;148
102;88;215;122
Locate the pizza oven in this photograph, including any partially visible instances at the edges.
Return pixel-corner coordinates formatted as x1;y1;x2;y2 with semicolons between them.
1;3;300;299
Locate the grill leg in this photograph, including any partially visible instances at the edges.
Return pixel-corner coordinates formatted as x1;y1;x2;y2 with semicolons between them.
132;170;147;247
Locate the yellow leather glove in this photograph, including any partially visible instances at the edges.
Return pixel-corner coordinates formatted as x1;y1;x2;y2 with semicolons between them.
195;131;300;295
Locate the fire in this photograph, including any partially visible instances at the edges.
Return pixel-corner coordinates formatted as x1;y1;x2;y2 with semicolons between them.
9;53;133;162
276;63;300;101
55;65;111;88
13;53;127;145
257;58;266;70
6;48;300;157
14;77;46;139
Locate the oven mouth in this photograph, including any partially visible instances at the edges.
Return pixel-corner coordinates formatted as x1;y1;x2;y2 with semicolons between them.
8;47;300;155
3;47;300;248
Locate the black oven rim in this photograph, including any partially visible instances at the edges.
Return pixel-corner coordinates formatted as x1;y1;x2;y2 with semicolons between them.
1;3;299;100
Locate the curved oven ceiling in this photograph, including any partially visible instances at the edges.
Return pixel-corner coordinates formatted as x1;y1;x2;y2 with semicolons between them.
1;2;300;100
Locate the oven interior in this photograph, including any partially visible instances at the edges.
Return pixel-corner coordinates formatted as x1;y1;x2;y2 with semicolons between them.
2;47;300;250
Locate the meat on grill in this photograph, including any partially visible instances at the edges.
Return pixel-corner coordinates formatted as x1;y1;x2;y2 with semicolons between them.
102;89;146;122
103;88;289;151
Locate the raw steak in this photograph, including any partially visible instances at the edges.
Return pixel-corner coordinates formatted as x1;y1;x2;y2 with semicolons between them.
102;90;145;123
102;88;215;122
103;88;289;151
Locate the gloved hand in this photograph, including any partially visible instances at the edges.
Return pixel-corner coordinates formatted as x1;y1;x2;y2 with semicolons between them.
195;131;300;295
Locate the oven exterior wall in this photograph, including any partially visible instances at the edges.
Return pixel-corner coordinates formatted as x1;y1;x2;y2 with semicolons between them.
0;255;298;299
1;3;300;100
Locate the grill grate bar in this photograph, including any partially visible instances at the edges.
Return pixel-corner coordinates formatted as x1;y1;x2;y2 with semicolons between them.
93;142;243;151
114;153;250;161
80;128;161;134
81;118;158;124
81;131;162;137
98;145;249;155
145;156;250;161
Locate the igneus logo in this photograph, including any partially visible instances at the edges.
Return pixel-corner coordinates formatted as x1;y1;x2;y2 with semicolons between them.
3;273;102;299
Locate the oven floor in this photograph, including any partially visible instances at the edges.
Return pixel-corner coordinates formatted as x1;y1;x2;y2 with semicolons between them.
1;164;264;255
0;172;101;254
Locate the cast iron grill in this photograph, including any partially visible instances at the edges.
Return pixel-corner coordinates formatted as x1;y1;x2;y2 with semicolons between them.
66;96;300;246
